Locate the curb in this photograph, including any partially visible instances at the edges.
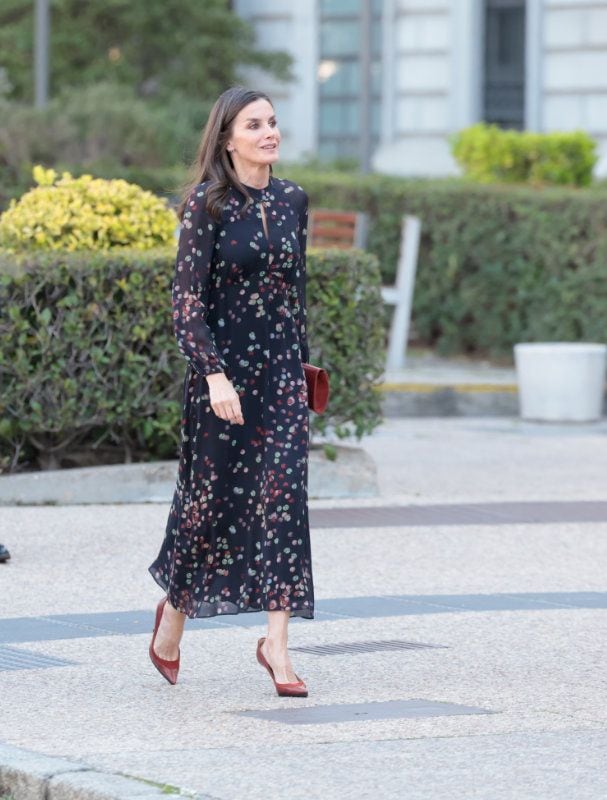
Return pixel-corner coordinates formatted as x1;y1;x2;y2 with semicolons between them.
376;382;519;417
0;445;378;506
0;742;214;800
377;382;518;393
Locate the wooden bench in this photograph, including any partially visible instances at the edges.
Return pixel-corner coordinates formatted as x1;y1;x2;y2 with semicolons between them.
309;207;421;370
309;209;367;250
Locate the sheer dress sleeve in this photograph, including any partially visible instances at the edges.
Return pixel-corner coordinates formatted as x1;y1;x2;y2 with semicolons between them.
290;189;310;364
172;186;228;377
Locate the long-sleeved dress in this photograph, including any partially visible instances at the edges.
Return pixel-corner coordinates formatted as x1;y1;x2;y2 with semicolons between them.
149;174;315;619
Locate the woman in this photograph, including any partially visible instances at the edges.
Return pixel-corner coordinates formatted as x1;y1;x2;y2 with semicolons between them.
148;87;314;697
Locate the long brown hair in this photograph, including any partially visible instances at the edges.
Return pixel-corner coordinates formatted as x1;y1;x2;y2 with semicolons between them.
177;86;275;222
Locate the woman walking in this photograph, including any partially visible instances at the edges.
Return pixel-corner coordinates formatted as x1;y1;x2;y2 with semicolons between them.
148;87;314;696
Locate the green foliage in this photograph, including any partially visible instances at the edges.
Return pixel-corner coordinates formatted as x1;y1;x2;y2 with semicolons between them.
0;0;292;104
0;247;385;473
0;0;294;210
450;123;597;187
306;247;386;439
0;83;199;210
0;166;177;252
279;167;607;358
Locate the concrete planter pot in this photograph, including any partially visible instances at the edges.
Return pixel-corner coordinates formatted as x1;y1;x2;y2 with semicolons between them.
514;342;607;422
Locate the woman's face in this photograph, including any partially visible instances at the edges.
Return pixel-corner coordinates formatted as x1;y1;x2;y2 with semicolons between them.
227;98;281;172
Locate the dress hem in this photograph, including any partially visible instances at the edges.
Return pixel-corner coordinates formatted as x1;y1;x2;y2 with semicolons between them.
148;567;314;621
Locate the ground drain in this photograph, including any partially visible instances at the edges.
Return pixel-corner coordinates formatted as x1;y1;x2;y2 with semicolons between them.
0;645;76;671
290;639;448;656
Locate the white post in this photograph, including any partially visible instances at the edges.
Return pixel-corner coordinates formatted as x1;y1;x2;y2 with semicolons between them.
383;215;421;371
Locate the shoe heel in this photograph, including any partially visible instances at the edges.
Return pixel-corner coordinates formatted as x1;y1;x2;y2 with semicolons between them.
256;637;308;697
149;596;180;685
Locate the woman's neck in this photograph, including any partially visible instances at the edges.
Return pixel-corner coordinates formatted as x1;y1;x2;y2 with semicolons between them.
234;166;271;189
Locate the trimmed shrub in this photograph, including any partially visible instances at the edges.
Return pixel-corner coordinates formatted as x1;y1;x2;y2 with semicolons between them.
278;168;607;358
0;247;385;473
0;166;177;252
450;123;597;187
306;247;386;439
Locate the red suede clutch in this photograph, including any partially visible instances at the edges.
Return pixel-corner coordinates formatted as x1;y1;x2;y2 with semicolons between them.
303;363;330;414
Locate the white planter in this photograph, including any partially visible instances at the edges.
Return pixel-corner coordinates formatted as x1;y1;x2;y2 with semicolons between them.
514;343;607;422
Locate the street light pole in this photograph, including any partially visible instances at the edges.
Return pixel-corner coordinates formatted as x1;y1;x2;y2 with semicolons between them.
34;0;50;107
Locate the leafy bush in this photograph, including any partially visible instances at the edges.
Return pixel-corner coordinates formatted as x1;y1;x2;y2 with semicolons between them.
0;247;385;473
0;166;177;252
280;167;607;357
450;123;597;187
306;247;385;438
0;82;199;211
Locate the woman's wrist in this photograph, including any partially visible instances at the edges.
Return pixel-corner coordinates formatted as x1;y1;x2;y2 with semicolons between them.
206;371;227;385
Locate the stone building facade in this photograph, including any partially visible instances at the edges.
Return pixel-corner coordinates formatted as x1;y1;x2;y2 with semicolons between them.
233;0;607;177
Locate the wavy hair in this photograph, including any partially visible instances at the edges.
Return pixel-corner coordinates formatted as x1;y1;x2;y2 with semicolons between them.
176;86;275;222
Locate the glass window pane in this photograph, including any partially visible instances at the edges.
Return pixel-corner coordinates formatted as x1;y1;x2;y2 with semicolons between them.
319;138;360;161
318;0;383;161
371;99;382;136
320;20;360;57
371;18;382;53
319;101;344;135
497;9;525;67
319;60;359;97
344;101;360;135
483;0;525;128
320;0;360;16
370;60;382;94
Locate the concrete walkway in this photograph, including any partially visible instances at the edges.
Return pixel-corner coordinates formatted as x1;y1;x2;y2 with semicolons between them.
1;418;607;799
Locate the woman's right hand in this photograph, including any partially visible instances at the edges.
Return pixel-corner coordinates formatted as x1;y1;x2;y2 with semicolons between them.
206;372;244;425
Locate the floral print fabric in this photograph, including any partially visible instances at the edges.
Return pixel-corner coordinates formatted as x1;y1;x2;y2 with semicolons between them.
149;175;314;619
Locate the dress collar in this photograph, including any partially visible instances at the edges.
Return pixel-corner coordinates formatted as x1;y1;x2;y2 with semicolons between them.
237;174;273;197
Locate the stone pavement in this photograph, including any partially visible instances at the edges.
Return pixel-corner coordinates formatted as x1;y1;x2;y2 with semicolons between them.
1;418;607;799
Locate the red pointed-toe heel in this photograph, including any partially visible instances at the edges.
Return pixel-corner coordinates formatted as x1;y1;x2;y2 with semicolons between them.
256;636;308;697
149;596;180;685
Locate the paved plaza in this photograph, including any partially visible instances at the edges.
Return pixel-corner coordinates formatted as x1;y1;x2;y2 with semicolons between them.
1;418;607;799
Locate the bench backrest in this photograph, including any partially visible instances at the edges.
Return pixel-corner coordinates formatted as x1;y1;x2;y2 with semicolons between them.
309;209;366;249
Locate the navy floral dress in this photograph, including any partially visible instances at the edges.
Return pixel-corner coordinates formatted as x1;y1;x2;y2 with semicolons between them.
149;175;314;620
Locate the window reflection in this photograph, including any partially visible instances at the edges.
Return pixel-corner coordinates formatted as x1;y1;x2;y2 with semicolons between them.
318;0;382;161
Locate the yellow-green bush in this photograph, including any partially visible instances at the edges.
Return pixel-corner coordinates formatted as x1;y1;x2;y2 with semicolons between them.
0;166;177;252
450;123;597;186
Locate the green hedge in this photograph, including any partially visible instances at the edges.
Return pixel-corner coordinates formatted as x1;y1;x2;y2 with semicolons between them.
5;164;607;363
0;247;385;473
280;168;607;358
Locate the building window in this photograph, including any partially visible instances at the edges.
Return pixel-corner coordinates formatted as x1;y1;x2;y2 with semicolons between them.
483;0;526;129
318;0;382;161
